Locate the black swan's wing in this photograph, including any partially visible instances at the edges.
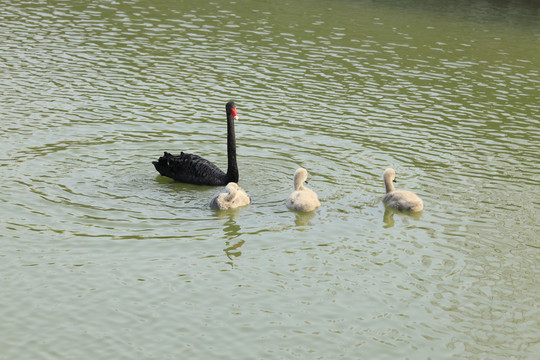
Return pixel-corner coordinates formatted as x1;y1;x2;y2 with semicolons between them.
152;152;227;186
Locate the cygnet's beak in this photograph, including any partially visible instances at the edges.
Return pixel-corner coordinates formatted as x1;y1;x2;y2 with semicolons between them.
393;179;397;183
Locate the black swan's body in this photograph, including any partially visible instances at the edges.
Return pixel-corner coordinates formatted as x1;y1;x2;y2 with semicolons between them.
153;102;239;186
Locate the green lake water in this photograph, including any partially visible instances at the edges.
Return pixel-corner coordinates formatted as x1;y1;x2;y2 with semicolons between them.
1;0;539;358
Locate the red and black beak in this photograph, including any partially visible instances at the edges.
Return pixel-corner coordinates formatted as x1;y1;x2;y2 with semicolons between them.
230;107;239;120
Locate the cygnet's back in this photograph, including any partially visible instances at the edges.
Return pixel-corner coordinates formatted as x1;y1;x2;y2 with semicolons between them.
286;168;320;212
382;168;423;212
210;182;250;210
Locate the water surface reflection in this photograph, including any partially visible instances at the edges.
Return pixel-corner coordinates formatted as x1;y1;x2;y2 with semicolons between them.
1;0;539;359
383;206;423;228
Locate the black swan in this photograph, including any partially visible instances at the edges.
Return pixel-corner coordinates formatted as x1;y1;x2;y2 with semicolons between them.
153;101;239;186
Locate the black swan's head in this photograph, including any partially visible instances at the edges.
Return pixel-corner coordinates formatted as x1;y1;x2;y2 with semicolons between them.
226;101;238;120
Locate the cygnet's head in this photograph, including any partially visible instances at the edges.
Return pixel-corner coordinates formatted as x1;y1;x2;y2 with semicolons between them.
293;168;309;188
225;182;239;193
383;168;396;183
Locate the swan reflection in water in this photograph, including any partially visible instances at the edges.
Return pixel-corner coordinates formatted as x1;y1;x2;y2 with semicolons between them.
224;239;245;264
293;210;316;227
212;209;245;268
383;206;423;228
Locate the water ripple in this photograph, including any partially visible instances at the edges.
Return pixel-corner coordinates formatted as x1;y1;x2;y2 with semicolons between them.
1;0;540;359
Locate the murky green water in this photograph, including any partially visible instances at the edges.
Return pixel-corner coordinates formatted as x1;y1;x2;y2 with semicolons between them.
1;0;539;358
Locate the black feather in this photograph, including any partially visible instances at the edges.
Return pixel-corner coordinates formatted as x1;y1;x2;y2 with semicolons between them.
152;152;228;186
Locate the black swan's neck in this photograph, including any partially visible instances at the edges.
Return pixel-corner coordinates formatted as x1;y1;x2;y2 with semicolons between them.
226;114;239;183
